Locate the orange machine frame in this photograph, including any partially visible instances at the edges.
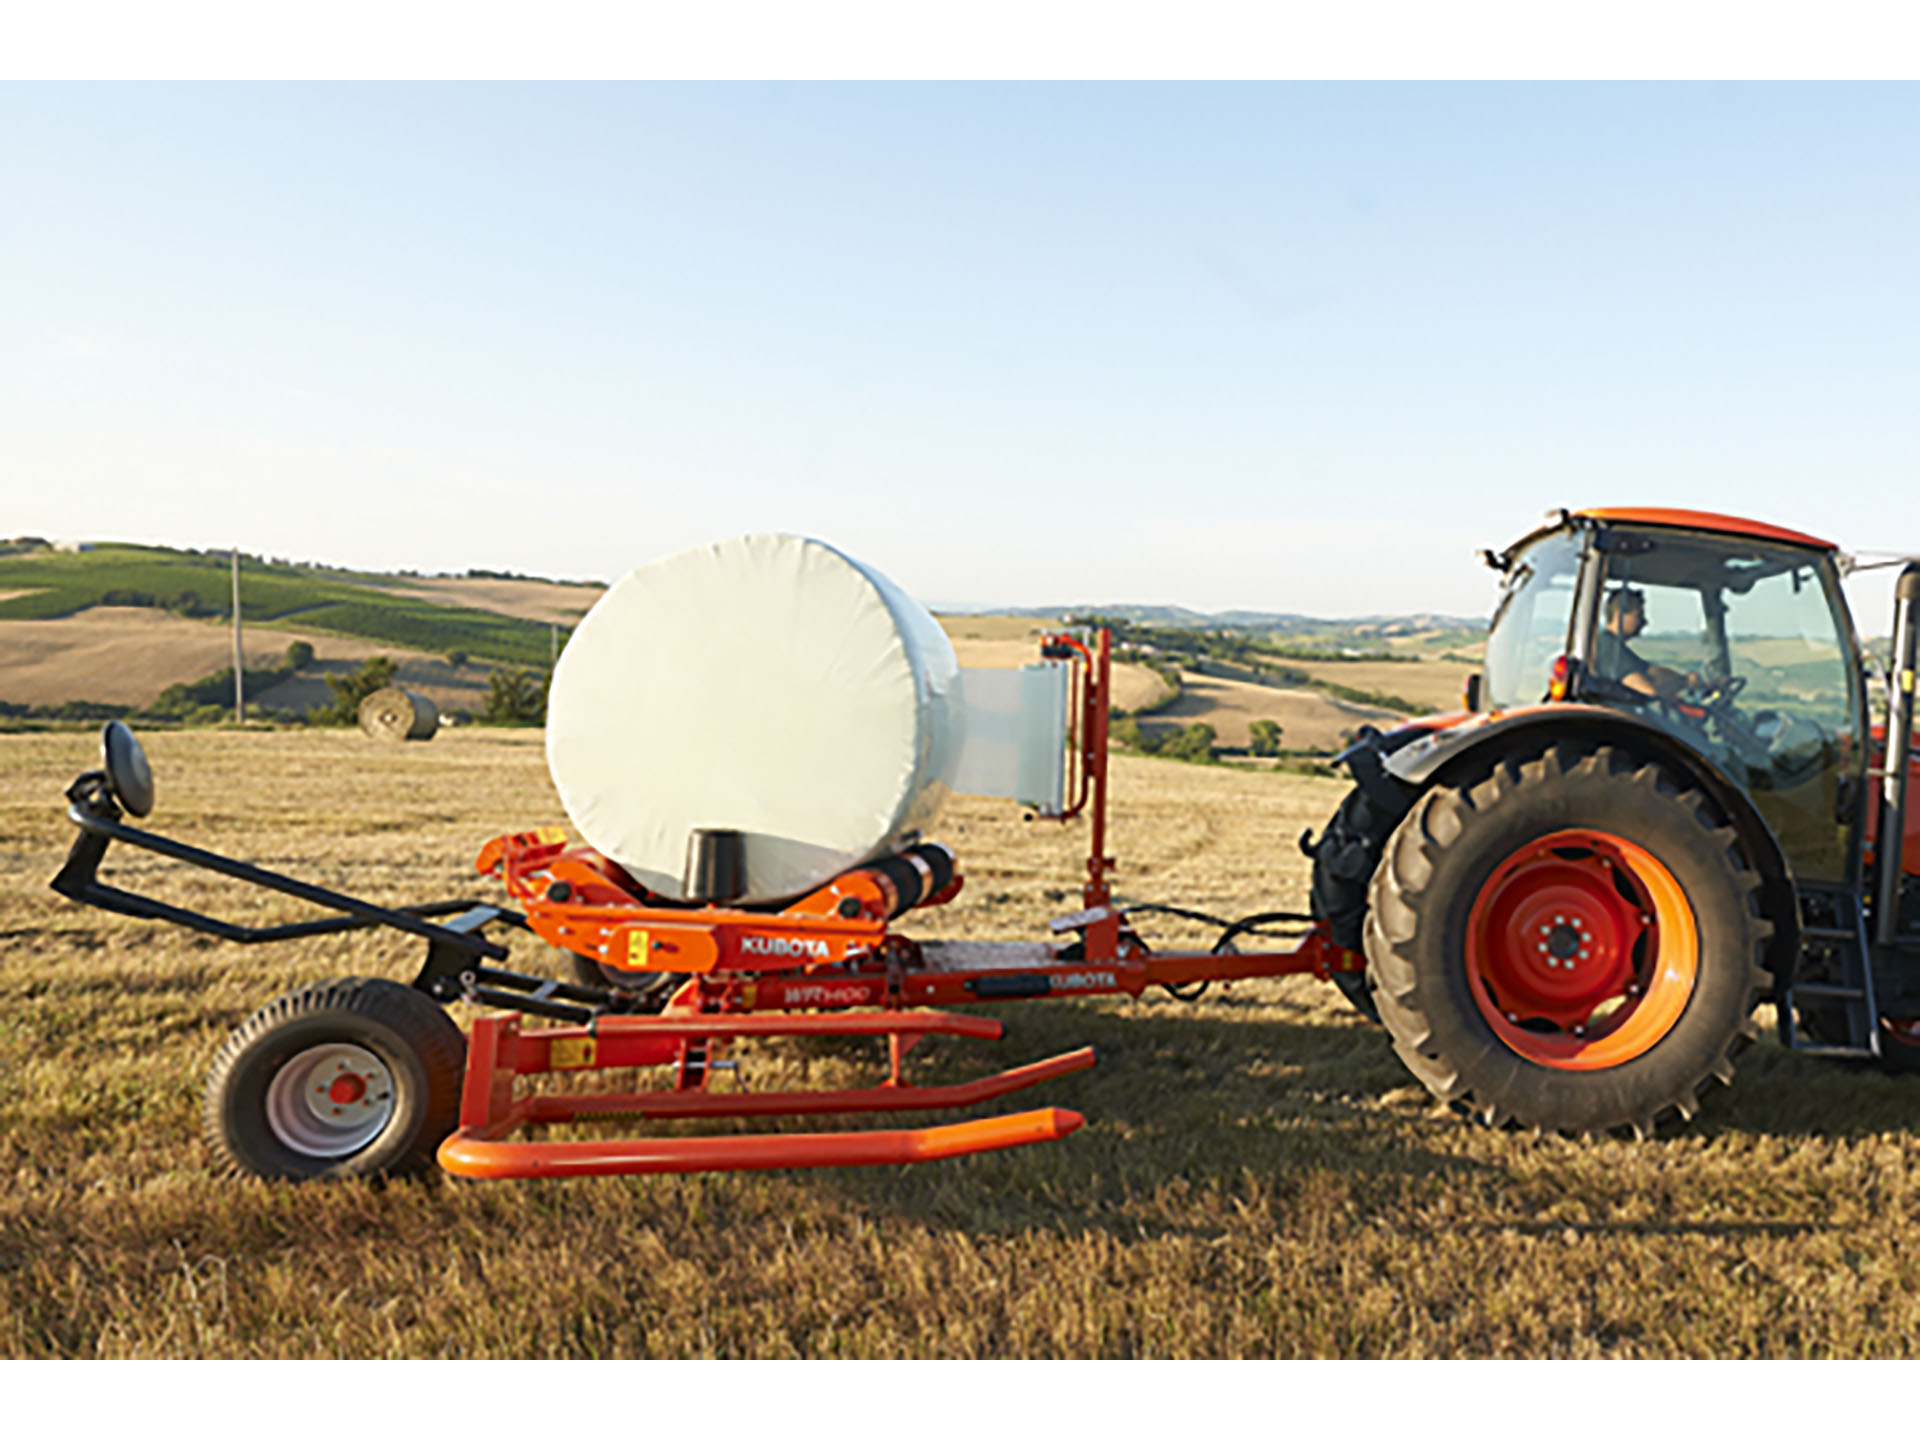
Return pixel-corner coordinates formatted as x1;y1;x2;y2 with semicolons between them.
438;628;1362;1178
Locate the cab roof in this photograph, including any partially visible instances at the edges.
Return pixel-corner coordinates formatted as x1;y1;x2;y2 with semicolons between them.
1575;507;1836;552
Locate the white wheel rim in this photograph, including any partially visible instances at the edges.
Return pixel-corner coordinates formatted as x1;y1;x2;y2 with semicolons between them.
264;1042;398;1158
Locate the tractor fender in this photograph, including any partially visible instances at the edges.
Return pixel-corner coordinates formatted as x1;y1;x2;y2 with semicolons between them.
1370;706;1799;989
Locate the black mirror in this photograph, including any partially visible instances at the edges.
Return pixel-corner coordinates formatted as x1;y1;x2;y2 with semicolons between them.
101;721;154;818
1463;673;1482;712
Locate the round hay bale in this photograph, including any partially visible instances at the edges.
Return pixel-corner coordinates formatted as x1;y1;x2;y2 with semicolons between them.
546;534;960;902
358;688;439;741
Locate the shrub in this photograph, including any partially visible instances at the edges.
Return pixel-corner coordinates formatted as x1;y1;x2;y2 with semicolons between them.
1158;722;1217;763
284;640;315;671
318;656;399;725
1248;719;1283;757
482;667;548;724
1111;717;1158;753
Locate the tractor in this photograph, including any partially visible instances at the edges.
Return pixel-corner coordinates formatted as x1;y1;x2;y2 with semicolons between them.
1305;506;1920;1137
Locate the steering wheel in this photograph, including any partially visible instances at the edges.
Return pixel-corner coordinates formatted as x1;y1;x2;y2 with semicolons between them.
1682;673;1747;712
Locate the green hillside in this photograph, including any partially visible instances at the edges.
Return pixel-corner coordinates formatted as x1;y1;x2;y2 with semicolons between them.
0;544;558;668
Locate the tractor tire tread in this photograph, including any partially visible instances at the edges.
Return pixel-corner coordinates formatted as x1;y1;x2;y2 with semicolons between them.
1364;742;1769;1137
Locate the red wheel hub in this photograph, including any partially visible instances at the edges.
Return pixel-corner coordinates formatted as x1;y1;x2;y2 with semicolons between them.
1466;828;1698;1070
1471;841;1646;1030
326;1072;368;1105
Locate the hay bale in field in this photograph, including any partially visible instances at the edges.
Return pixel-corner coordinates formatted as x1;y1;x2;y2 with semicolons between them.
358;687;439;741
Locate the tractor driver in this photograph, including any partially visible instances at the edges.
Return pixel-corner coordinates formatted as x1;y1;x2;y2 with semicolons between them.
1594;587;1700;700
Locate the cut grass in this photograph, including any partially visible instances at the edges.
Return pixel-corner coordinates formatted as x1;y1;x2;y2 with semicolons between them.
5;729;1920;1357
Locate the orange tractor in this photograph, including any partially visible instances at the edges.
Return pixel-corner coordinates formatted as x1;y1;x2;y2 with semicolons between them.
47;506;1920;1178
1307;506;1920;1136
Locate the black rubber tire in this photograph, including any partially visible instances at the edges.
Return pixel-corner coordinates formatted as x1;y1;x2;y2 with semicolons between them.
1308;785;1389;1022
1364;743;1771;1137
203;978;466;1181
565;951;685;1013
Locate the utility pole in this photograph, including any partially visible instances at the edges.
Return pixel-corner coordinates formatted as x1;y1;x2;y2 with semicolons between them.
231;547;245;725
550;621;558;665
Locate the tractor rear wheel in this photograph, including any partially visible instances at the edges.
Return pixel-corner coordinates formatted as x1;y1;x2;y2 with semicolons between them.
1365;744;1769;1136
203;978;465;1181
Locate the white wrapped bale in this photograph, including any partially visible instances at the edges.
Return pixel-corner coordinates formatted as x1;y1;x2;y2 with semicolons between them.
546;534;962;902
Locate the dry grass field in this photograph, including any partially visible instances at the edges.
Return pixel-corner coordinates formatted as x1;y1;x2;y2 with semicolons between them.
0;606;487;714
1281;658;1479;714
1148;668;1402;749
365;576;605;626
9;729;1920;1358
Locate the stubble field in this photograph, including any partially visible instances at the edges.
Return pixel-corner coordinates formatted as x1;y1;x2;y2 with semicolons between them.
6;728;1920;1357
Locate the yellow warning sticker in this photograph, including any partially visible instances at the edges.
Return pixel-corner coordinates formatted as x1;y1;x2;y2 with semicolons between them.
550;1036;596;1069
536;825;567;845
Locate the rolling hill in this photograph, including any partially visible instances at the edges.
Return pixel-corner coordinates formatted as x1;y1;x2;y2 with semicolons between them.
0;541;1483;745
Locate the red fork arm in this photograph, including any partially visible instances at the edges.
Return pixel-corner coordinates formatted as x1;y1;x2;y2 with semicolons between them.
439;1011;1095;1179
440;1108;1087;1179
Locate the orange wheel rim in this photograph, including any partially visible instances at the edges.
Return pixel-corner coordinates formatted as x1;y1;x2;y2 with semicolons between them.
1464;828;1698;1071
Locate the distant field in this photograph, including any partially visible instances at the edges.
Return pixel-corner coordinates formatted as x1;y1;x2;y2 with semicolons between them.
364;575;605;626
1281;657;1478;714
1144;667;1400;749
7;729;1920;1358
0;546;554;668
0;552;1460;745
936;614;1044;643
939;619;1172;715
0;607;493;715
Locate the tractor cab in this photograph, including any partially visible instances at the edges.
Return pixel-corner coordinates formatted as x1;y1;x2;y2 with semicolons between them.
1483;508;1868;884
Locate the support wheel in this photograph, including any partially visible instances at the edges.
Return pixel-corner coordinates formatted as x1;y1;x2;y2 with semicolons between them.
203;978;465;1181
1365;744;1770;1136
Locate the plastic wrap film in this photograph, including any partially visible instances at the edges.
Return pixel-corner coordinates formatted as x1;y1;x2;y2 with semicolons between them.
545;534;963;903
950;665;1071;815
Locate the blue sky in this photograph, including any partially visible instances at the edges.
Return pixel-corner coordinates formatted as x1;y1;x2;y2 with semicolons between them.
5;82;1919;620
